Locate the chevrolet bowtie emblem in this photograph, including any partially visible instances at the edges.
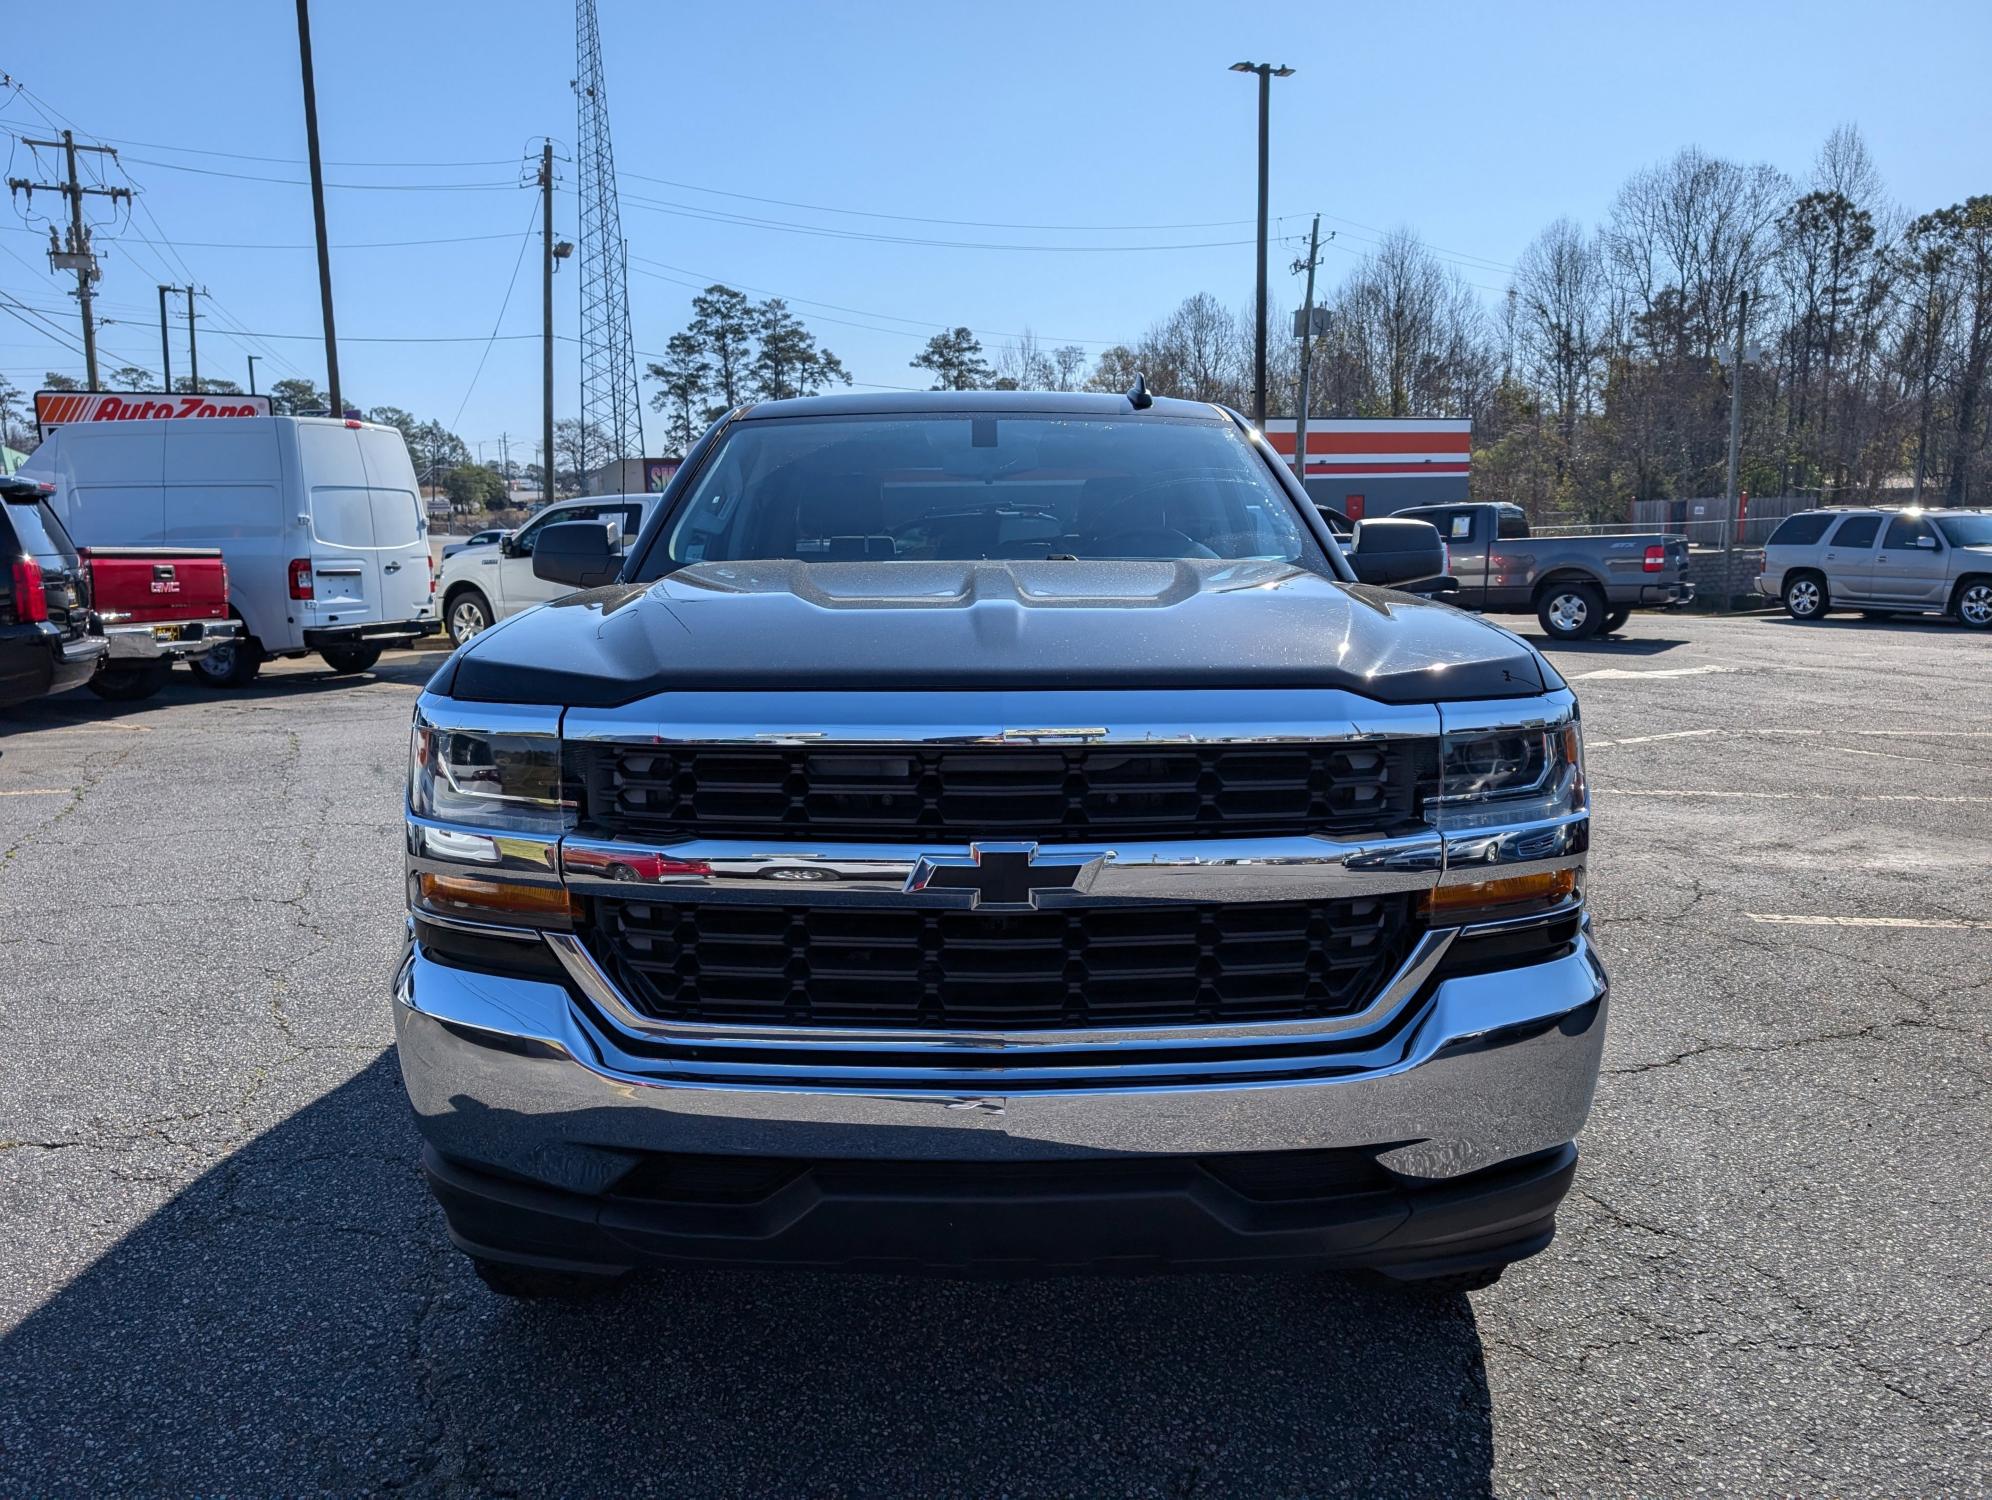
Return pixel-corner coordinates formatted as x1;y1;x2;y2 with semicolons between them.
905;842;1109;911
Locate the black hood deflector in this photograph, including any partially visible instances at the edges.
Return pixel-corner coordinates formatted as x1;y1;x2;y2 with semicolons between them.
443;559;1549;707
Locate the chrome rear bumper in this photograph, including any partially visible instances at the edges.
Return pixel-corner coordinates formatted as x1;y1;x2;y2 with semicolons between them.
393;929;1607;1194
102;617;239;662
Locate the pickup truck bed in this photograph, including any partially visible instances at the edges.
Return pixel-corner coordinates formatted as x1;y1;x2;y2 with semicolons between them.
1392;503;1693;639
77;546;238;700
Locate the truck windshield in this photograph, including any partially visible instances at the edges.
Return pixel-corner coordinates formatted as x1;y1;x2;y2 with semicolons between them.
1935;514;1992;549
654;414;1316;569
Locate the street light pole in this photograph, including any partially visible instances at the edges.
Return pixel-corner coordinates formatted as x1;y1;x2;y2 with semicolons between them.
1231;61;1294;429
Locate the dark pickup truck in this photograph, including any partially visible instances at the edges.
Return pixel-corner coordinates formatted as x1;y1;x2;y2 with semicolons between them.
394;391;1604;1302
1391;502;1693;640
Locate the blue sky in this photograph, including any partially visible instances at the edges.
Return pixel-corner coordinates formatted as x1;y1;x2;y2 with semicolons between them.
4;0;1987;460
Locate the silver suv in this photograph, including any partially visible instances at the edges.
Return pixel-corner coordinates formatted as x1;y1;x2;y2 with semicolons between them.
1758;508;1992;628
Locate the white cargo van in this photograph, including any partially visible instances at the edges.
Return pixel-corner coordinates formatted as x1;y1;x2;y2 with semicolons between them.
23;415;437;684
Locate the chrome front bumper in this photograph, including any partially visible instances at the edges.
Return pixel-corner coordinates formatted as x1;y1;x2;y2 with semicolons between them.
393;928;1608;1194
102;618;239;662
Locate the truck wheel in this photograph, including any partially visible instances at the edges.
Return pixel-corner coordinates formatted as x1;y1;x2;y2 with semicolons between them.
447;588;493;645
191;634;263;688
1954;579;1992;631
1782;572;1829;621
1602;607;1631;634
87;660;172;702
319;644;383;675
1536;582;1605;641
470;1256;623;1302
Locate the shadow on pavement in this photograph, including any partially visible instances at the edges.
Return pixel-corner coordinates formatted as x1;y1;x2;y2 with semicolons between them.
0;651;440;733
1528;632;1690;655
0;1054;1497;1494
1758;614;1968;636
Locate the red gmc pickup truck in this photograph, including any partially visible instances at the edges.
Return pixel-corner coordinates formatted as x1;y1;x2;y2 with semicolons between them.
78;546;239;700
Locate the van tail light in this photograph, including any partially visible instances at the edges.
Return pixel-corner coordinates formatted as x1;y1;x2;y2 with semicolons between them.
1643;545;1666;573
288;558;314;599
10;558;50;623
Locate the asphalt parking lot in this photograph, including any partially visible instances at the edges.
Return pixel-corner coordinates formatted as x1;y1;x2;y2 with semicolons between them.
1;612;1986;1496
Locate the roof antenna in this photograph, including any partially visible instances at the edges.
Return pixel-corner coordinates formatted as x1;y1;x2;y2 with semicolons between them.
1126;372;1153;410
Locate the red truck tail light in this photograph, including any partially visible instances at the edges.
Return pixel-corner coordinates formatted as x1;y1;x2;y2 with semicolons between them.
288;558;314;599
1643;545;1666;572
10;558;49;623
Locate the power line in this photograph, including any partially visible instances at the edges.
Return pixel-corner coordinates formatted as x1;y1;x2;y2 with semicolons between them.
618;192;1260;253
57;134;518;169
449;200;538;430
626;254;1121;347
4;223;531;252
617;170;1257;233
112;155;525;191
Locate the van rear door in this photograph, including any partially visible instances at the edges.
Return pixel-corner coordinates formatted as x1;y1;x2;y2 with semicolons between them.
353;426;430;625
297;421;385;622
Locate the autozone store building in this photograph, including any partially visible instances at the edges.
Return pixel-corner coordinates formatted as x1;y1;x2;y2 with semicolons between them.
1261;419;1471;519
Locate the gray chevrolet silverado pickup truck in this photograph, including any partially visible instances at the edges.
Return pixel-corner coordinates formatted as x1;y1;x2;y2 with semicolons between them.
1392;501;1693;640
396;391;1605;1300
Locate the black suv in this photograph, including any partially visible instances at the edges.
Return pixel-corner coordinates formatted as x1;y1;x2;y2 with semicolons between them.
1;475;105;709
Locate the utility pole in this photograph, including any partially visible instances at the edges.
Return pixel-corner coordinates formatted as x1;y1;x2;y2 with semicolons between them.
1720;288;1749;614
185;286;201;390
157;284;175;393
540;141;557;505
1290;215;1323;485
296;0;342;417
246;354;259;395
1229;62;1293;429
8;131;132;389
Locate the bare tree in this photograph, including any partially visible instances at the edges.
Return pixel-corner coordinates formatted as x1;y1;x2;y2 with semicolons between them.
1511;219;1603;481
994;327;1056;390
1051;345;1087;391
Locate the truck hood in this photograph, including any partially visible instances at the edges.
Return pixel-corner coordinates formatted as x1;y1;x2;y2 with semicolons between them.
443;559;1550;707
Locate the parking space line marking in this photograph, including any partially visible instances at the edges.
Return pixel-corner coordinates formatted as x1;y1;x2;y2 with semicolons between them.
1600;789;1992;805
1747;913;1992;931
1587;729;1721;748
0;788;72;797
1570;665;1737;680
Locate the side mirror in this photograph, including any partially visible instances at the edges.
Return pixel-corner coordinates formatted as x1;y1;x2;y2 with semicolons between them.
531;520;623;589
1315;503;1355;537
1916;535;1937;549
1348;517;1450;588
499;533;521;558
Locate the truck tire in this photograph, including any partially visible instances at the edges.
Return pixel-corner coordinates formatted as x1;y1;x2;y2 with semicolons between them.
86;659;172;701
319;644;383;675
469;1256;623;1302
1953;578;1992;631
1536;581;1605;641
1602;607;1631;634
191;633;263;688
446;588;493;645
1782;571;1829;621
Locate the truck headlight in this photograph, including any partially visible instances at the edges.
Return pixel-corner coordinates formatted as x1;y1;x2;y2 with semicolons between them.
1424;709;1587;924
409;713;573;836
1431;719;1585;830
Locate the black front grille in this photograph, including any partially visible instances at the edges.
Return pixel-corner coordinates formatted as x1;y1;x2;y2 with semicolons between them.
587;894;1417;1030
573;740;1435;843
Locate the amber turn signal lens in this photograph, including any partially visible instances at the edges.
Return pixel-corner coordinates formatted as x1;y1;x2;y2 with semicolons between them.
417;872;577;924
1421;868;1576;922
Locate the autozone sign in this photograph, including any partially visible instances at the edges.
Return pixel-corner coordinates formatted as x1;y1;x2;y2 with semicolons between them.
35;389;273;434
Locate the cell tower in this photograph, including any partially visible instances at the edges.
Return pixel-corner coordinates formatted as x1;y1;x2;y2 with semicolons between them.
574;0;643;475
